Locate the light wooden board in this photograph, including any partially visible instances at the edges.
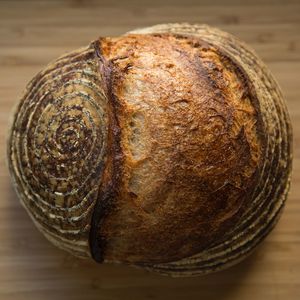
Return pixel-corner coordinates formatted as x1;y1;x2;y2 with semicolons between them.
0;0;299;299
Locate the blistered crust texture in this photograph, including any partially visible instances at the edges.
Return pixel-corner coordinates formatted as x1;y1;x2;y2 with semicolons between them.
99;33;264;264
7;23;292;276
128;24;292;276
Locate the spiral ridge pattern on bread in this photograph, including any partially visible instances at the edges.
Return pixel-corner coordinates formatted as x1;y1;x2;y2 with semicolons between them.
8;45;109;257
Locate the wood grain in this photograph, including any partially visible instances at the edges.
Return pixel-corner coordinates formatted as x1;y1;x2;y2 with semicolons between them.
0;0;299;299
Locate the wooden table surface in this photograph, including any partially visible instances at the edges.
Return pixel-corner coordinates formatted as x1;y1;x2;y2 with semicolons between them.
0;0;299;299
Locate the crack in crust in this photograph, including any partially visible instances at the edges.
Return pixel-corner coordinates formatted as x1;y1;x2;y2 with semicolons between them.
89;39;123;262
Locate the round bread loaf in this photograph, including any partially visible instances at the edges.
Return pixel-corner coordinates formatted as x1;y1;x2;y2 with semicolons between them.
7;23;292;276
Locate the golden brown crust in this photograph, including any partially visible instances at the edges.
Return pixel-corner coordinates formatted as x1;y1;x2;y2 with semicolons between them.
128;24;292;276
98;33;265;264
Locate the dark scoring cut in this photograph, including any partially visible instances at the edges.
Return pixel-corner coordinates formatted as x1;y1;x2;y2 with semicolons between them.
89;39;124;262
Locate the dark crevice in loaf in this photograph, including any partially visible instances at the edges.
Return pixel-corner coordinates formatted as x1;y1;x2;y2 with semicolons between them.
89;39;123;263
